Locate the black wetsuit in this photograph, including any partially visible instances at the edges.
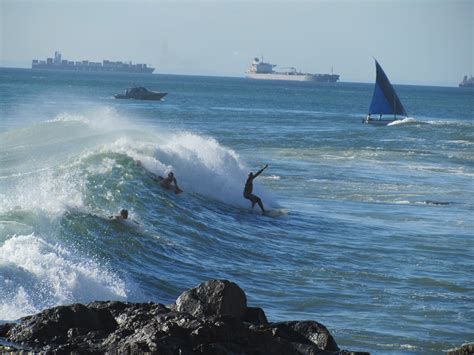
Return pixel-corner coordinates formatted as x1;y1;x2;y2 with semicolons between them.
243;167;266;212
161;176;177;189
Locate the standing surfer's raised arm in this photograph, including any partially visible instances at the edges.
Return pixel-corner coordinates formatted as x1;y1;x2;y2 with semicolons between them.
253;164;268;179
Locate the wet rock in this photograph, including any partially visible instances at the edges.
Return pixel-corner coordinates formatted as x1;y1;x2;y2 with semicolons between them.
243;306;268;325
257;321;339;352
7;303;117;347
0;322;15;337
446;343;474;355
175;279;247;319
3;279;365;354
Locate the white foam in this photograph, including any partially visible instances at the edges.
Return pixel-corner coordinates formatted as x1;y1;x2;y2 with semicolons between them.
153;132;278;208
2;106;280;213
0;234;127;321
46;107;127;131
46;112;90;124
387;117;417;126
393;200;411;204
97;132;279;208
445;140;474;146
262;175;281;180
0;166;84;215
376;343;418;350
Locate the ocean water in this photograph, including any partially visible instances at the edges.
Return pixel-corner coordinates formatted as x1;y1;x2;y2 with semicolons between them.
0;68;472;354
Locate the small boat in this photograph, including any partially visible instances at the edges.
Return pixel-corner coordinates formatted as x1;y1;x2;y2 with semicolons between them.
115;86;167;100
363;59;407;125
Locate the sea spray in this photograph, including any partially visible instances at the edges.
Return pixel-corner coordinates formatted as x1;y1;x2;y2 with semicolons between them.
0;234;127;321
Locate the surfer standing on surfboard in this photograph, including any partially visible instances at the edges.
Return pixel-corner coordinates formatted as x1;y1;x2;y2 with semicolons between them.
243;165;268;213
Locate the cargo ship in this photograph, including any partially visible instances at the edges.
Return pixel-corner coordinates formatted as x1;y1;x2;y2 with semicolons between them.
32;51;154;74
245;57;339;82
459;75;474;87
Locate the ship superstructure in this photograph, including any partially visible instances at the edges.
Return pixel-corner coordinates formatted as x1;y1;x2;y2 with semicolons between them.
32;51;154;74
459;75;474;87
246;57;339;82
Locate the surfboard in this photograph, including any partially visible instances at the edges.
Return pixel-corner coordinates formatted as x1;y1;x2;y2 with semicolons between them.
262;208;288;217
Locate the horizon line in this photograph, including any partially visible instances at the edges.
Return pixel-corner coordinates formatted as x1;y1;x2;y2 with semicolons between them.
0;65;466;88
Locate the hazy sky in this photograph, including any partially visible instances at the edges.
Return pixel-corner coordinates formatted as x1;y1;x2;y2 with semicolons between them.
0;0;472;86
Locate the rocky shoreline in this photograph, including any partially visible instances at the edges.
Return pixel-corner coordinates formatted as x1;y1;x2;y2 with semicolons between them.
0;279;368;354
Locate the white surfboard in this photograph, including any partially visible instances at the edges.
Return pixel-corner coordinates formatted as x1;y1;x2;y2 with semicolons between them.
262;208;289;217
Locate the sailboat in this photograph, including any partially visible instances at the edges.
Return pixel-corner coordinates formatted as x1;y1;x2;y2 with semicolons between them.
364;59;408;125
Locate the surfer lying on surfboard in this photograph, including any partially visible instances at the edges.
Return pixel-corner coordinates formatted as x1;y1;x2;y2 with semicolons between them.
110;209;129;220
135;160;183;194
159;172;182;194
243;164;268;213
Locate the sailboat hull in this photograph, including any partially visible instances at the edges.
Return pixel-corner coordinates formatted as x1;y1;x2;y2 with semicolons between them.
363;117;400;125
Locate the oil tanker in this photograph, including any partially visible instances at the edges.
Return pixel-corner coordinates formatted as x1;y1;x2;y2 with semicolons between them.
246;57;339;83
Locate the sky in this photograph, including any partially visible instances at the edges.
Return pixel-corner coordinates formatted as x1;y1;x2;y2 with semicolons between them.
0;0;472;86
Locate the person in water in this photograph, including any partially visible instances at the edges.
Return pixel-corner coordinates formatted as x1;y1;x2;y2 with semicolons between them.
111;209;128;220
243;164;268;213
160;171;180;191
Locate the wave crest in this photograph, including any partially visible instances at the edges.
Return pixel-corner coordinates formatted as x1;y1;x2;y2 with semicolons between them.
0;234;127;321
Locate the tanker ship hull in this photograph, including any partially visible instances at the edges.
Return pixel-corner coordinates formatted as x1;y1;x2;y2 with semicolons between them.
246;72;339;83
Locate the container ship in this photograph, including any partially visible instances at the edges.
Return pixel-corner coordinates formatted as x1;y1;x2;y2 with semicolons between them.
246;57;339;82
32;51;154;74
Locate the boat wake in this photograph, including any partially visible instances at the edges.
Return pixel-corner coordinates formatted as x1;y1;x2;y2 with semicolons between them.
387;117;419;126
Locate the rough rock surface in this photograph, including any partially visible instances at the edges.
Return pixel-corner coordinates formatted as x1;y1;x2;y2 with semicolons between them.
175;280;247;319
446;343;474;355
1;279;369;354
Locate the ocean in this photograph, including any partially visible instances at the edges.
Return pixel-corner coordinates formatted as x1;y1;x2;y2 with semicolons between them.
0;68;472;354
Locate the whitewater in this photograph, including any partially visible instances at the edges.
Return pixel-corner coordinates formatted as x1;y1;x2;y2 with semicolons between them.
0;69;473;354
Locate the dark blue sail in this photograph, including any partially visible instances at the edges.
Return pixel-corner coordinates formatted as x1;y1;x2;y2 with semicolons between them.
368;60;407;117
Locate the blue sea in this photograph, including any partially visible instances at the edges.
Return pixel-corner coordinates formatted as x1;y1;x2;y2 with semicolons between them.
0;68;472;354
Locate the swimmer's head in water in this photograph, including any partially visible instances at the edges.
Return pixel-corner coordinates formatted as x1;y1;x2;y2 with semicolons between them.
120;209;128;219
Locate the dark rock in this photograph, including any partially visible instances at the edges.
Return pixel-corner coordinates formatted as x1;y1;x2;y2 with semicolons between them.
7;303;117;347
244;306;268;325
283;321;339;351
3;279;364;354
446;343;474;355
0;322;15;337
175;279;247;319
247;320;339;354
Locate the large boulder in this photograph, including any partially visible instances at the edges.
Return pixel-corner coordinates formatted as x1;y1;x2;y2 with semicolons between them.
3;279;368;354
175;279;247;319
7;303;117;346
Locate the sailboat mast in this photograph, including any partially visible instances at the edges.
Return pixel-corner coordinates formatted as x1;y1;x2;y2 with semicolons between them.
394;93;396;120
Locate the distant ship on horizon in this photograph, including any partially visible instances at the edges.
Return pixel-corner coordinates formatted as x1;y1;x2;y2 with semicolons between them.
32;51;154;74
245;57;339;83
459;75;473;87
